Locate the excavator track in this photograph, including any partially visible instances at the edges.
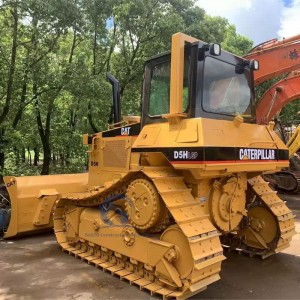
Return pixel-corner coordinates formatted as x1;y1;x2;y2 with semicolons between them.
290;171;300;194
222;175;295;258
54;167;225;299
263;171;300;194
289;156;300;194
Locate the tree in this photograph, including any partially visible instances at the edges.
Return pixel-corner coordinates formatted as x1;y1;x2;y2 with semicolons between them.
0;0;257;177
222;24;253;55
0;0;18;126
279;99;300;126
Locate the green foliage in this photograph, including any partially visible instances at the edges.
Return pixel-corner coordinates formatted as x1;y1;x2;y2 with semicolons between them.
0;0;255;176
254;74;300;127
222;25;253;56
279;99;300;126
254;75;286;103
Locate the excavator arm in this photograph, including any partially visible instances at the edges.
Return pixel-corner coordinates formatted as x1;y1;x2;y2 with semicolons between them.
256;71;300;124
245;34;300;86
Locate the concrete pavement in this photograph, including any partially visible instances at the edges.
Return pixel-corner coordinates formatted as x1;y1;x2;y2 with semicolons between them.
0;195;299;300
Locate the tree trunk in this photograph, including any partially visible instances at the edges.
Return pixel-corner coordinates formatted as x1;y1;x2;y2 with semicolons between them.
34;83;52;175
33;147;39;166
12;70;28;129
87;22;99;133
28;147;32;165
31;15;53;176
41;143;51;175
60;153;65;166
0;3;18;125
88;100;99;133
21;147;25;163
0;128;5;175
0;152;4;175
66;152;70;166
14;146;20;165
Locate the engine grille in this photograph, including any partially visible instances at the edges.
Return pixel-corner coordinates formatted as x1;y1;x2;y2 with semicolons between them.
103;140;127;169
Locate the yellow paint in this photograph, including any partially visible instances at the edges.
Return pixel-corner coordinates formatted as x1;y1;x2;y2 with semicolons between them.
170;33;198;114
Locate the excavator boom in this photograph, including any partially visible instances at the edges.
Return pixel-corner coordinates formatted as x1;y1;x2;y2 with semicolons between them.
245;34;300;86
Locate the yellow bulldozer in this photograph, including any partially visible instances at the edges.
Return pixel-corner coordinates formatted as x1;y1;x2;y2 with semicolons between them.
1;33;296;299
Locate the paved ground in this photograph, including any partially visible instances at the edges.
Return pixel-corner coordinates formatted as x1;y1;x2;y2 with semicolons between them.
0;195;299;300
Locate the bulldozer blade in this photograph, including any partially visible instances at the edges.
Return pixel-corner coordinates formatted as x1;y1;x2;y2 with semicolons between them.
3;173;88;239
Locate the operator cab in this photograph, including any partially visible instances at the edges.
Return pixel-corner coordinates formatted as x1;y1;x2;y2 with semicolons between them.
142;39;258;125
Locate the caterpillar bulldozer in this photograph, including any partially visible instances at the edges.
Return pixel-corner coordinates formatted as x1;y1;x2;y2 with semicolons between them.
1;32;296;298
2;32;299;240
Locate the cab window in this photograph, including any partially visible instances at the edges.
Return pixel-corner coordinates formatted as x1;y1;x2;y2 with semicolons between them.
148;58;190;116
149;61;170;116
203;56;251;116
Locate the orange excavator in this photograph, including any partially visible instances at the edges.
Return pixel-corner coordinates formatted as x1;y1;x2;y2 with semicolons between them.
244;35;300;193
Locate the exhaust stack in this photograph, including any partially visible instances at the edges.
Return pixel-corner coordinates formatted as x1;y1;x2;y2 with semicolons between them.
106;73;121;123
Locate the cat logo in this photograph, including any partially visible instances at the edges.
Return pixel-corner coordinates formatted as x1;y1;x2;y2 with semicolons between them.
121;127;131;136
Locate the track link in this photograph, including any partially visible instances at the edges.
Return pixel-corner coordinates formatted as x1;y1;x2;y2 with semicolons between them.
248;176;296;253
144;168;225;287
222;175;296;258
54;167;225;299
